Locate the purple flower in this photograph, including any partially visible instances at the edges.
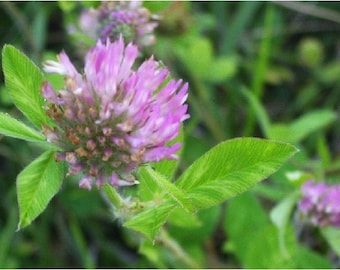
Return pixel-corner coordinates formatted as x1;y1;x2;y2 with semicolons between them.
42;37;189;190
77;1;158;47
298;180;340;227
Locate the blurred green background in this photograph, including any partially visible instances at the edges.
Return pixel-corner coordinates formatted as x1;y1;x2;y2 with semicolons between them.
1;1;340;268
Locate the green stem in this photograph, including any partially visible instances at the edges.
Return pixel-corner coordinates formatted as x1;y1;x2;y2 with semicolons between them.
243;3;274;136
101;185;199;267
0;208;16;268
156;228;201;268
101;184;125;209
68;214;96;269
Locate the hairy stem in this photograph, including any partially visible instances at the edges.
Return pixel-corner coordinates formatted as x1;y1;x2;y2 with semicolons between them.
156;228;201;268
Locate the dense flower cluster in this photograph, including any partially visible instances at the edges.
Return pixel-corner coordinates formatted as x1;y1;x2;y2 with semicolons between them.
298;180;340;227
41;37;189;190
78;1;158;47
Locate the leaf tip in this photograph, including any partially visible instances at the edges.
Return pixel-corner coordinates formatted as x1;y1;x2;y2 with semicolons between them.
2;43;10;53
2;44;16;58
16;220;25;232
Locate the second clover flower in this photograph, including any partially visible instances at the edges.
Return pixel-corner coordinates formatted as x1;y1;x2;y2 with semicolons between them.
298;180;340;227
42;37;189;190
77;1;158;48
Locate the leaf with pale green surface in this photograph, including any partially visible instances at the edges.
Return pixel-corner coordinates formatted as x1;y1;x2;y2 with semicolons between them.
17;151;64;229
138;165;162;202
176;137;298;209
0;112;45;142
128;138;297;240
138;165;194;213
166;207;201;228
2;45;49;128
124;201;176;240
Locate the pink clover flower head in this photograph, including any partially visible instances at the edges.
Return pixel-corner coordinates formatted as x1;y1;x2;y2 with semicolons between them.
42;37;189;190
79;1;158;47
298;180;340;227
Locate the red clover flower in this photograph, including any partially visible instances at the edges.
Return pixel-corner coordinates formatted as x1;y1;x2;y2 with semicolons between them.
78;1;158;47
298;180;340;227
42;37;189;190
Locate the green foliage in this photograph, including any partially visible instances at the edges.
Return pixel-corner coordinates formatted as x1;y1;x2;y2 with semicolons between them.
17;151;64;229
225;192;331;268
242;86;337;143
57;1;77;12
1;1;340;268
2;45;50;128
244;225;331;268
270;191;300;256
224;192;269;264
124;202;175;241
176;37;238;83
269;110;337;143
321;227;340;258
0;86;13;106
166;207;201;228
125;138;297;240
241;87;271;136
0;210;17;268
139;165;195;213
0;112;45;142
139;240;168;268
169;205;221;244
294;247;332;268
298;38;324;68
176;138;298;209
143;2;171;13
221;2;262;54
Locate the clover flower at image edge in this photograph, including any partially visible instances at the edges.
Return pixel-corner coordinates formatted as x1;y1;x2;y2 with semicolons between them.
298;180;340;227
41;37;189;190
72;1;158;49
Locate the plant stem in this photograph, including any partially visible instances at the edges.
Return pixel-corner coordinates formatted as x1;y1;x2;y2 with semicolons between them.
243;3;274;136
101;184;125;209
156;228;201;268
101;185;200;268
68;214;96;269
